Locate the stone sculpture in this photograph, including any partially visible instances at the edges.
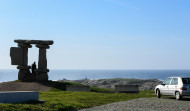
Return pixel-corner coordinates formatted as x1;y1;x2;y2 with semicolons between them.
10;40;54;81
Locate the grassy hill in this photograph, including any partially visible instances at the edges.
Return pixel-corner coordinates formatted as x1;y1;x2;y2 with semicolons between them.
0;81;155;111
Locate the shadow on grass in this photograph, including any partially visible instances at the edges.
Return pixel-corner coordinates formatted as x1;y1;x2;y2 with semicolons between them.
37;81;73;91
13;80;73;91
41;81;116;93
25;100;45;104
18;80;115;93
9;100;45;105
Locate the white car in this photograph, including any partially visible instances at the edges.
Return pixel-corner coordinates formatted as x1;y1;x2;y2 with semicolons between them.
155;77;190;100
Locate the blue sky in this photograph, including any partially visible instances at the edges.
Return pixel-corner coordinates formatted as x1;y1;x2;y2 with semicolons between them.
0;0;190;69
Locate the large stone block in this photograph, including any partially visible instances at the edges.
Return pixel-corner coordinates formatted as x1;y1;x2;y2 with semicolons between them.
26;40;54;45
115;85;139;93
0;91;39;103
10;47;24;65
66;85;90;92
14;40;54;45
10;47;28;65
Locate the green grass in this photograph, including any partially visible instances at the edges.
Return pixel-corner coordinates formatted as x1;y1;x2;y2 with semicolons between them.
0;90;155;111
2;81;156;110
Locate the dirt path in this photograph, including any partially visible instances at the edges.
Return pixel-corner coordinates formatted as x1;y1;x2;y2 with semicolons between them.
0;81;51;91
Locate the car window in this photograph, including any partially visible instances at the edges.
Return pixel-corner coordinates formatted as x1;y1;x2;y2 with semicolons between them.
182;78;190;84
171;78;178;85
163;78;172;85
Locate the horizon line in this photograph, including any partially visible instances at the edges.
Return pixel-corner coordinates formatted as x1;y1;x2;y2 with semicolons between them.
1;68;190;70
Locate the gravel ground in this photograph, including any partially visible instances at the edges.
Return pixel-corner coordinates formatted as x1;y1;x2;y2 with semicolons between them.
80;97;190;111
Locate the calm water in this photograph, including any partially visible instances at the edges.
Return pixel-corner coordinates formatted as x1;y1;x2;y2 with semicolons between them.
0;69;190;82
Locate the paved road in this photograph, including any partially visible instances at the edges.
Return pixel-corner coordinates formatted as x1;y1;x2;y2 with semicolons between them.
80;97;190;111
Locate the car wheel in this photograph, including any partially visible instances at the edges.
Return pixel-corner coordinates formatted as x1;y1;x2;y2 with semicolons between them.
175;91;182;100
156;89;161;98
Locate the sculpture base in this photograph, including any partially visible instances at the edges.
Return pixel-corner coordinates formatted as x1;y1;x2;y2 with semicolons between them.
18;69;31;81
36;73;48;82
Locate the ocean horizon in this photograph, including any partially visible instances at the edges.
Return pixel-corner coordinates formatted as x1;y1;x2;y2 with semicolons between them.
0;69;190;82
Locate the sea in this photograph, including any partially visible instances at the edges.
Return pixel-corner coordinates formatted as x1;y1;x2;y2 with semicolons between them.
0;69;190;82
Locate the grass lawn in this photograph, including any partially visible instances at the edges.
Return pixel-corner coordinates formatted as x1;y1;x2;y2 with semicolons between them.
0;81;156;111
0;90;155;111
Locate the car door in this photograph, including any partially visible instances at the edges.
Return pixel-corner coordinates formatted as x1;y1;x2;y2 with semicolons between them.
168;78;178;95
160;78;172;95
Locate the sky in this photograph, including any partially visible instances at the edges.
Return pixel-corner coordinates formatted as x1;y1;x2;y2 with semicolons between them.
0;0;190;70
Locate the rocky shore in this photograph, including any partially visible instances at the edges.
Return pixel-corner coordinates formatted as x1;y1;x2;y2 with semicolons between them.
58;78;161;90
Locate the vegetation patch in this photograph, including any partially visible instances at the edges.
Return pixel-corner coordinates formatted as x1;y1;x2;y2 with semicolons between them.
0;90;155;111
0;81;155;110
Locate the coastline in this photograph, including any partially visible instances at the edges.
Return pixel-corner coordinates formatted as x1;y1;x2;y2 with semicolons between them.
58;78;161;90
1;69;190;83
